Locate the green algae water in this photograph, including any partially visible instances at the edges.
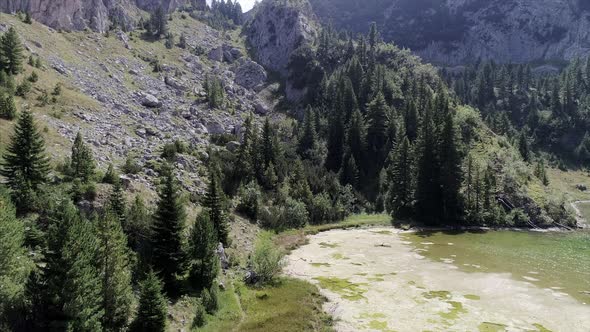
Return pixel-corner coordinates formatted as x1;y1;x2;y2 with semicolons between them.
400;230;590;303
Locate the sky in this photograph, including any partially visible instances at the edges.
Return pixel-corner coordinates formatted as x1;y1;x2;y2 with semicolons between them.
207;0;257;12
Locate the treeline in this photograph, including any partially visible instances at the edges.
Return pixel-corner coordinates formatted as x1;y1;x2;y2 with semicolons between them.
442;58;590;166
0;107;227;330
210;24;503;227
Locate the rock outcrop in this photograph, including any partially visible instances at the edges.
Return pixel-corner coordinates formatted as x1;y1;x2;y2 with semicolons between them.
309;0;590;65
245;0;318;75
0;0;189;32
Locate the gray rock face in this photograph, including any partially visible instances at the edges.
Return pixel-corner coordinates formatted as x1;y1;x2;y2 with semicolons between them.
309;0;590;65
0;0;185;32
139;92;161;108
233;58;267;90
245;0;318;75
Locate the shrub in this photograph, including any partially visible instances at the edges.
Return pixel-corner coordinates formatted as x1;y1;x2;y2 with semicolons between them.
309;193;332;225
284;198;308;229
122;155;141;174
236;182;261;220
201;284;219;314
15;80;31;97
192;299;206;328
250;232;284;285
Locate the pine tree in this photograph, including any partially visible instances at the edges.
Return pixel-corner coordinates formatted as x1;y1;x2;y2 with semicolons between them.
178;33;187;49
366;92;390;166
203;170;229;246
415;108;443;225
439;112;463;223
346;109;366;172
46;201;103;331
261;118;276;167
0;94;17;120
298;106;317;157
98;210;133;331
189;212;219;290
0;195;33;326
386;135;413;218
325;109;345;172
149;6;168;38
131;271;167;332
0;27;24;74
339;151;359;188
70;132;96;182
151;165;186;293
518;131;530;162
1;110;49;212
108;179;127;227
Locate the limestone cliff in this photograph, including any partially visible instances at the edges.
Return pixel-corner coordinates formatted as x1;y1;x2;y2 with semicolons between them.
0;0;195;32
309;0;590;65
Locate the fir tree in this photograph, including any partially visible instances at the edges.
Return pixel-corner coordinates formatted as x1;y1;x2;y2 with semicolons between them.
108;179;127;227
1;110;49;212
366;92;390;166
46;201;103;331
131;271;167;332
189;212;219;290
149;6;168;38
298;106;317;157
518;131;530;162
346;109;366;172
325;109;345;172
203;170;229;246
98;210;133;331
151;165;186;293
261;118;276;167
386;135;413;218
415;108;443;225
0;27;24;74
0;94;17;120
70;131;96;182
439;112;463;223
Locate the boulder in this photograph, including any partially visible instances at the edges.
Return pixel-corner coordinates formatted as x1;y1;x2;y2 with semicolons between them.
226;141;241;152
205;120;225;135
254;100;270;115
208;46;223;62
233;59;267;90
140;93;161;108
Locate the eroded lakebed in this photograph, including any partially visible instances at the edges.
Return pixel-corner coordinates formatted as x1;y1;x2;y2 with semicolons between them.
284;228;590;332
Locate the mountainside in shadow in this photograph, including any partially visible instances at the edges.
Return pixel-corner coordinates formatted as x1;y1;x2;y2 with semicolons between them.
309;0;590;65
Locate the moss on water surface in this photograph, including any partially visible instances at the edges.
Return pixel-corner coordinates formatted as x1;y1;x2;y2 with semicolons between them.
439;301;467;320
311;262;331;267
319;242;339;248
478;322;508;331
532;323;553;332
368;320;397;331
422;290;452;300
313;277;368;301
464;294;481;300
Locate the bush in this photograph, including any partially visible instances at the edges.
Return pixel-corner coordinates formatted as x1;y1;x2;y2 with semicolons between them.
192;299;206;328
201;284;219;314
122;155;141;174
250;233;284;285
161;143;178;162
309;193;332;225
283;198;308;229
102;163;117;184
15;80;31;97
236;182;261;220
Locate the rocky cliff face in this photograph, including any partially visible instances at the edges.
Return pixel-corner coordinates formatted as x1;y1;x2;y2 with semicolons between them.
309;0;590;65
0;0;193;32
245;0;318;75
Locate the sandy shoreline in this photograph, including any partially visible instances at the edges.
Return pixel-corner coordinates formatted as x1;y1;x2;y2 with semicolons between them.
284;228;590;332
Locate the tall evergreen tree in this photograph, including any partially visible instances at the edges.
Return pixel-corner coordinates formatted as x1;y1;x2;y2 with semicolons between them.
189;212;219;290
261;118;276;167
56;207;105;331
151;165;186;293
0;94;17;120
203;170;228;246
98;210;133;332
1;110;49;212
131;271;167;332
415;108;443;225
518;131;530;162
108;179;127;227
0;27;24;74
149;6;168;38
386;135;413;218
366;92;390;166
298;106;317;157
346;109;366;172
326;109;345;172
439;112;463;223
70;131;96;182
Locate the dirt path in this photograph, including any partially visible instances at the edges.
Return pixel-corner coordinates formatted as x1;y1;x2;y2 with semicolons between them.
285;228;590;332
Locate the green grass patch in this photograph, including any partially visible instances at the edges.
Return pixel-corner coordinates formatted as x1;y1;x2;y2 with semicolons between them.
196;281;243;332
313;277;368;301
237;278;333;332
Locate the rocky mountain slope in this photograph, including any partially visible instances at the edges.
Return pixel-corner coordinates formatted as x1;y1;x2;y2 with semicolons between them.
0;11;274;196
309;0;590;65
0;0;205;32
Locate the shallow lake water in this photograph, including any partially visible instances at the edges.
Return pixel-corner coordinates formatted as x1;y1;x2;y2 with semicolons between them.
284;228;590;332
